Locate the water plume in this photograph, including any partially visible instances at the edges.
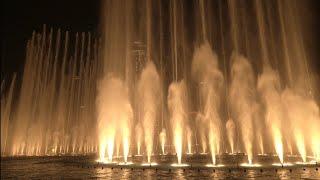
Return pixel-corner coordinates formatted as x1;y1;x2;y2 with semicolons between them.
282;89;320;162
96;76;133;163
192;42;224;164
186;127;192;154
1;75;16;155
229;53;255;164
226;119;236;153
159;129;166;155
168;80;188;164
137;61;161;163
135;123;142;155
257;66;284;163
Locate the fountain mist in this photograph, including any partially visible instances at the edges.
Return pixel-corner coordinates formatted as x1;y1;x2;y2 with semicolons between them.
168;81;188;164
192;42;224;164
1;0;319;167
229;53;256;164
226;119;236;154
137;61;161;163
258;66;284;163
159;129;166;155
97;76;132;163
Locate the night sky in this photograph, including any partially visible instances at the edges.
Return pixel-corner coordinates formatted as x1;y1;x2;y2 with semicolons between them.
2;0;320;80
2;0;100;79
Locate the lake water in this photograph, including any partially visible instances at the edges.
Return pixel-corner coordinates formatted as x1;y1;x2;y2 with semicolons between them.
1;156;319;179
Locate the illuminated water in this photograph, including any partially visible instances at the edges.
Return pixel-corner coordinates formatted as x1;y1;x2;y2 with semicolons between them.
1;156;319;179
1;0;319;170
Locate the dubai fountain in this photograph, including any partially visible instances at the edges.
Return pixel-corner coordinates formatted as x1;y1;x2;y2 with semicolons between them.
1;0;320;172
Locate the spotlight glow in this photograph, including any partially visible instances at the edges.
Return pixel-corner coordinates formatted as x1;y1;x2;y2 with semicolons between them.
272;163;293;167
160;129;166;155
118;162;134;165
240;163;262;167
295;161;317;165
96;159;118;164
141;162;158;166
273;129;284;164
295;132;307;162
205;164;225;167
171;163;189;167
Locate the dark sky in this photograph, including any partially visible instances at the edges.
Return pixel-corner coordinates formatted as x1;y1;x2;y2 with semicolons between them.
2;0;320;80
2;0;100;78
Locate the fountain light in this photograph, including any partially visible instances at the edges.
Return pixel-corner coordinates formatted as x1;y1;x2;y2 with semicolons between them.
287;154;299;157
187;127;192;154
96;159;118;164
160;129;166;155
141;162;158;166
123;136;130;163
205;164;225;167
171;163;189;167
295;161;317;165
240;163;262;167
118;162;134;165
272;162;293;167
273;129;284;164
295;131;307;162
174;125;183;164
258;153;268;156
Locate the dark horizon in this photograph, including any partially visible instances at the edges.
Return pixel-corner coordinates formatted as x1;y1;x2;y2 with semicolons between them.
2;0;100;79
2;0;320;79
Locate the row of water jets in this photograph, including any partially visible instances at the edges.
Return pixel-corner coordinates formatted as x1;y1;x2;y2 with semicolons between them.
1;0;319;167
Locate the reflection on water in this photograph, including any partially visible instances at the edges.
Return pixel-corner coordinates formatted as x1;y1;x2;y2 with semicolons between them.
1;157;319;179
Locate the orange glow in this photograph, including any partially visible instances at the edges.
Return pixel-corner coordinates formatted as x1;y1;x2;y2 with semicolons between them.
174;122;183;164
273;128;284;163
159;129;166;155
295;131;306;162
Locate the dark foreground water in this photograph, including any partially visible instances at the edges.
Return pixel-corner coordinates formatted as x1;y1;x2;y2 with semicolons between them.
1;156;320;179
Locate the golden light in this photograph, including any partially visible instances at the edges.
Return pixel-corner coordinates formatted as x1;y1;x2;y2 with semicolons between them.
123;136;129;163
240;163;262;167
295;161;317;165
295;131;306;162
141;162;158;166
311;134;320;161
137;140;141;155
99;141;106;162
159;129;166;155
118;162;134;165
272;163;293;167
187;129;192;154
171;163;189;167
107;136;115;162
205;164;225;167
174;122;183;164
209;129;218;165
273;128;284;163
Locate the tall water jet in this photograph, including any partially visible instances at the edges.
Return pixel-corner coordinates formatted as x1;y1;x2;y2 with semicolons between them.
192;42;224;164
1;75;16;155
4;28;99;156
226;119;236;154
137;61;161;163
159;129;166;155
135;123;142;155
282;88;320;162
1;0;320;170
229;53;255;164
257;66;284;163
186;127;192;154
96;76;132;163
168;80;188;164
